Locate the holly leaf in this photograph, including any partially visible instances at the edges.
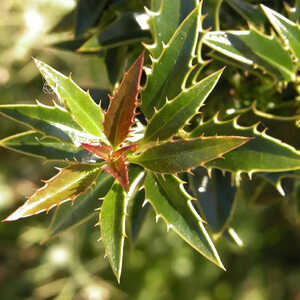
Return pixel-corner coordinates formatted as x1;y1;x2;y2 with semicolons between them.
34;59;107;142
0;131;100;162
143;69;223;143
144;172;224;269
100;182;126;282
46;171;114;240
3;164;102;221
130;136;248;173
104;52;144;148
0;104;100;145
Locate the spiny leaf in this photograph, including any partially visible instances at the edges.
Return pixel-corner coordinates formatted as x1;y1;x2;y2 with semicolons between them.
141;6;199;118
34;59;107;142
104;52;144;148
46;171;114;240
81;143;111;160
202;0;223;30
3;164;102;221
261;4;300;62
144;0;181;58
143;69;223;143
190;115;300;174
144;172;225;269
130;136;248;173
0;104;100;145
0;131;100;163
100;182;126;282
203;29;296;81
78;13;150;52
186;168;236;237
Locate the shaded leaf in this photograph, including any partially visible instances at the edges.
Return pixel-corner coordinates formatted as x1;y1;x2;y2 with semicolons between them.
145;172;224;269
130;189;150;244
225;0;266;28
131;136;248;173
75;0;109;37
143;69;223;143
78;13;150;52
34;59;107;142
0;131;100;162
0;104;100;145
203;29;295;81
4;164;102;221
46;171;114;240
190;116;300;174
202;0;223;30
100;182;126;282
104;52;144;147
186;168;236;237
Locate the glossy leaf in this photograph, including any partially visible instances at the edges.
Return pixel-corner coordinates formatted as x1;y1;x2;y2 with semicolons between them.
100;182;126;282
261;4;300;62
34;59;107;142
0;104;100;145
143;69;223;143
4;164;102;221
203;29;295;81
46;171;114;240
186;168;236;237
104;52;144;147
75;0;109;37
0;131;100;162
130;136;248;173
145;172;224;269
78;13;150;52
141;6;199;118
190;116;300;174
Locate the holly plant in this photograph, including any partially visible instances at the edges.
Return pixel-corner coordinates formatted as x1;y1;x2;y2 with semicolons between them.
2;1;300;282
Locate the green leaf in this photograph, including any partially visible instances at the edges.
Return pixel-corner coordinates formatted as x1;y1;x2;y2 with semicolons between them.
190;116;300;174
0;131;100;162
46;171;114;240
78;13;150;52
104;52;144;147
100;182;126;282
4;164;102;221
0;104;100;145
202;0;223;30
261;4;300;62
186;168;236;237
203;29;296;81
75;0;109;37
225;0;266;28
130;189;149;244
145;0;181;59
141;6;199;118
34;59;107;142
144;172;224;269
143;69;223;143
130;136;248;173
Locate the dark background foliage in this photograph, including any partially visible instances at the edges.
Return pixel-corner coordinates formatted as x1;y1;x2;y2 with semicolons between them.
0;0;300;299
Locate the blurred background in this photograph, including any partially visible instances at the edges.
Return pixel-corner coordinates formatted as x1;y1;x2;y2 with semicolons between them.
1;0;300;299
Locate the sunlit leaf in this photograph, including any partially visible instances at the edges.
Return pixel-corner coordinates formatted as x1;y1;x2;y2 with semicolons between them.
131;136;248;173
4;164;102;221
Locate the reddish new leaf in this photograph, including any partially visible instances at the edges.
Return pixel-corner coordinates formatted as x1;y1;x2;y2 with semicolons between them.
81;143;112;160
104;52;144;148
105;155;129;191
